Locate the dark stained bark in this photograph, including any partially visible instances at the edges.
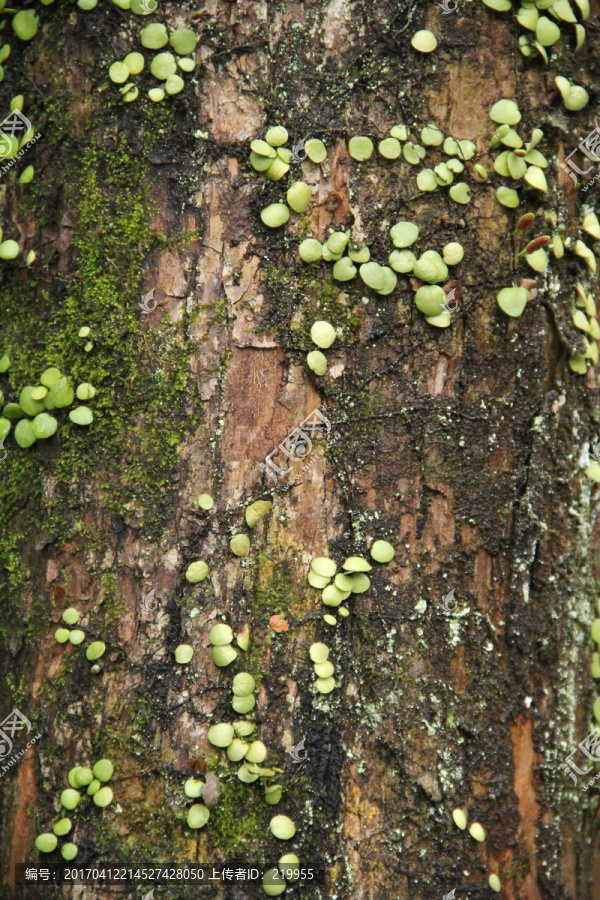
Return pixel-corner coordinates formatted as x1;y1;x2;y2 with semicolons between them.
1;1;600;899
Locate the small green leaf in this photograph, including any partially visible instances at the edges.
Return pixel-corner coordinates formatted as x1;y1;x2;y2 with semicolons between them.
12;10;39;41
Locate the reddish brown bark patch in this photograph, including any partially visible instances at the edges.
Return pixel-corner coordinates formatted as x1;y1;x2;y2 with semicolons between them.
511;715;542;900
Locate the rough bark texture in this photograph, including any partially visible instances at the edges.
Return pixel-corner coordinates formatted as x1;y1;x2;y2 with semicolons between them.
1;2;600;899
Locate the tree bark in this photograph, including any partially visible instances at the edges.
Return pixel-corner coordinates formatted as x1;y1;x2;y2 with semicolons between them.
1;2;599;899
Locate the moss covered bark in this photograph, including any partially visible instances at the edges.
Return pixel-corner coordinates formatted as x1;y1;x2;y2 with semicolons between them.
1;1;600;899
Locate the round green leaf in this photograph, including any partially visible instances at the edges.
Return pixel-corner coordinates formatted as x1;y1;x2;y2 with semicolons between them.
415;285;446;317
311;557;336;578
287;181;312;212
411;29;437;52
310;320;336;348
175;644;194;664
31;413;58;439
184;777;204;798
207;723;234;747
169;29;197;55
270;814;296;840
19;386;45;417
260;203;290;228
53;818;72;836
265;157;289;181
69;406;93;426
35;833;58;853
150;52;177;80
389;250;415;273
496;186;520;208
41;367;61;388
413;250;448;284
3;403;23;419
332;257;357;282
109;62;129;84
187;803;210;829
378;138;401;159
13;10;38;41
306;351;327;375
86;641;106;661
230;533;250;557
416;168;438;192
359;261;385;290
93;786;113;808
140;23;168;48
19;165;34;184
246;499;272;527
343;556;372;572
212;644;238;667
0;240;19;260
130;0;155;12
93;759;114;782
124;51;145;74
231;693;255;713
489;99;521;125
209;623;234;646
536;16;560;45
60;789;81;811
376;267;397;296
442;242;464;265
390;221;419;248
449;182;471;204
305;139;326;163
68;630;85;645
299;238;322;263
165;74;184;95
14;419;36;448
370;540;395;563
265;126;288;147
263;868;286;895
497;286;529;317
309;642;329;663
61;843;78;861
45;376;74;410
185;560;209;582
348;136;374;161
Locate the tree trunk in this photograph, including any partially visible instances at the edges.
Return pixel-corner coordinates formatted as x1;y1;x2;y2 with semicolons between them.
1;1;599;899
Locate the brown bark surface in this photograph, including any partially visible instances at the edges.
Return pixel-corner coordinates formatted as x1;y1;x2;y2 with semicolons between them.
1;2;600;900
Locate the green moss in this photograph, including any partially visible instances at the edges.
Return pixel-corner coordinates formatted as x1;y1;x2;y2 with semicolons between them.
209;777;267;854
